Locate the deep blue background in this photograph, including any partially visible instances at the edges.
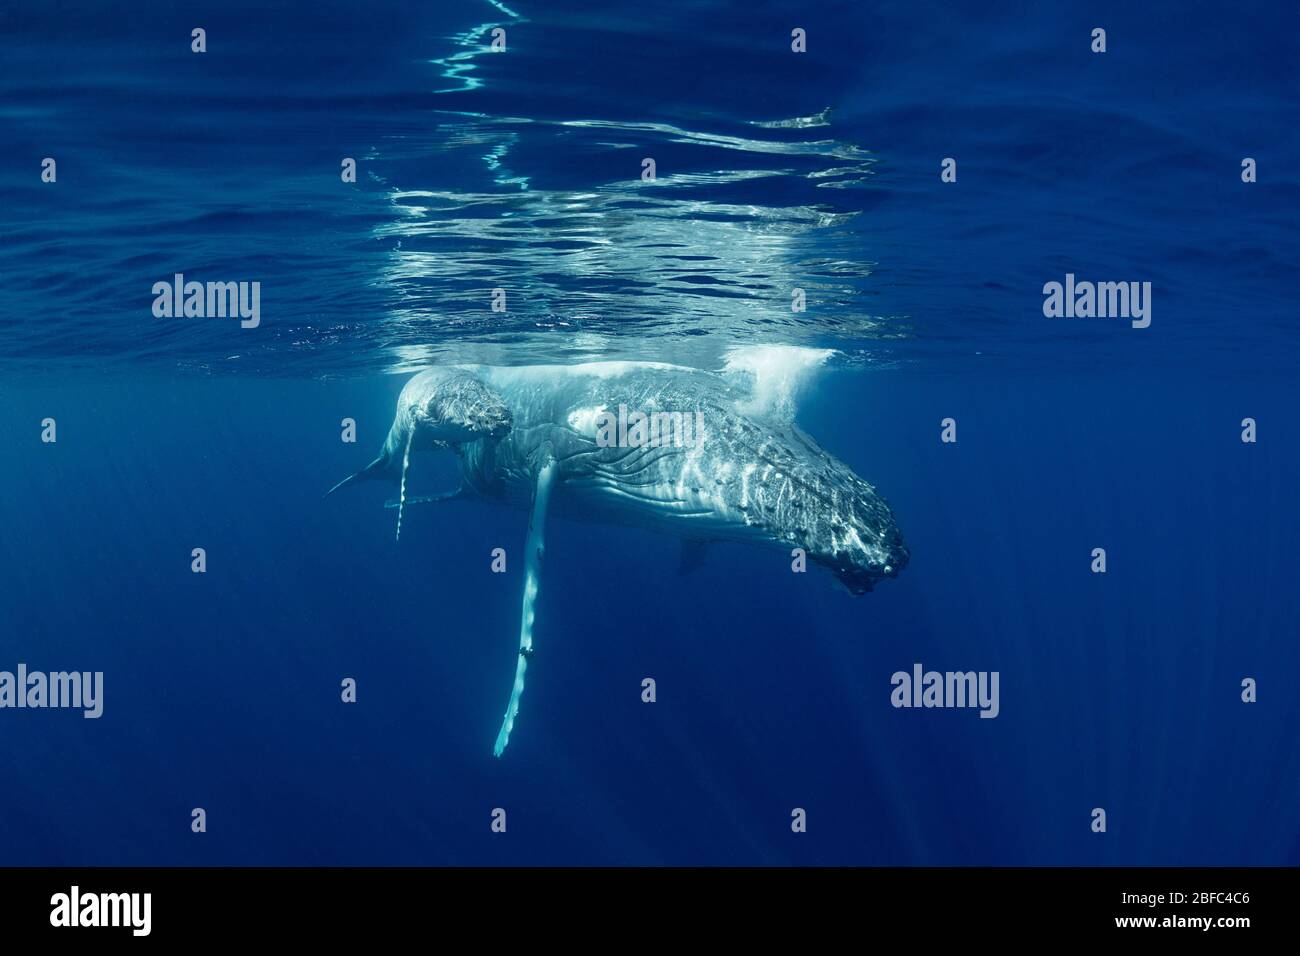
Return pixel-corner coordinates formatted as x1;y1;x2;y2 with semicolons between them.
1;1;1298;864
1;370;1296;865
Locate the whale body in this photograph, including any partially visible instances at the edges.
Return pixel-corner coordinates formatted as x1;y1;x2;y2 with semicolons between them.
328;348;908;754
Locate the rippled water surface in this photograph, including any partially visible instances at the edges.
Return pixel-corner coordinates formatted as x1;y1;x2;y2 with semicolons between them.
5;1;1296;374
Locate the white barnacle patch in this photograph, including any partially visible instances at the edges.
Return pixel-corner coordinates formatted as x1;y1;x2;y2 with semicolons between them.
566;405;608;438
842;526;867;556
740;462;758;508
675;428;708;498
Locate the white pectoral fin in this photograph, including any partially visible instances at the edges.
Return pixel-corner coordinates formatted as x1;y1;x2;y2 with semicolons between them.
324;454;390;498
394;430;414;541
493;451;559;757
383;487;468;509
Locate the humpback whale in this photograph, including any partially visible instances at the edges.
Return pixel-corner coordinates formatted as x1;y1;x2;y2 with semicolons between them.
327;347;908;755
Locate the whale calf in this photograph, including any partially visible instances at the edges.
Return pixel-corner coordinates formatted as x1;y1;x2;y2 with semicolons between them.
328;347;908;754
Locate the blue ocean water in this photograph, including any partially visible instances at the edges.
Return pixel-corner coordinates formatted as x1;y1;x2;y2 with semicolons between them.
1;0;1298;865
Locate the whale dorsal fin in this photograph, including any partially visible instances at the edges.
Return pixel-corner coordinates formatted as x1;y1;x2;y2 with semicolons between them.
492;449;558;757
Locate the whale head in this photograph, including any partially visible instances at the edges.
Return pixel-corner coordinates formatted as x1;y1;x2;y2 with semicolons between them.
813;513;909;595
766;452;909;595
405;372;513;444
325;368;512;498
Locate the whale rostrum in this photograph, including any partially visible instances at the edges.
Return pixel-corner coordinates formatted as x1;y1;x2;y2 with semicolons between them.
328;349;908;754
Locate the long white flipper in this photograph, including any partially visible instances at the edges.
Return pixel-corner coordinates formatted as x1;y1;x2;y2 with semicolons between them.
493;452;558;757
395;431;413;541
383;487;468;509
